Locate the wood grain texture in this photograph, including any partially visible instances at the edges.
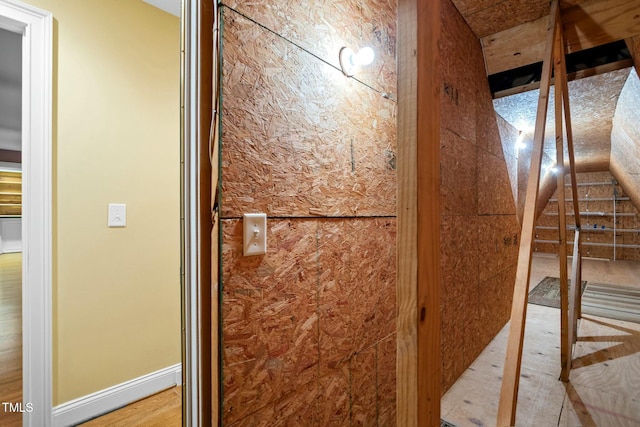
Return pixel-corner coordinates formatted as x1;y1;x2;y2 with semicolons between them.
79;387;182;427
221;218;396;425
219;0;398;423
482;0;640;75
0;253;22;427
632;36;640;76
397;0;440;424
553;15;571;382
497;1;559;425
442;270;640;427
222;0;397;97
611;68;640;212
221;8;397;219
439;0;521;396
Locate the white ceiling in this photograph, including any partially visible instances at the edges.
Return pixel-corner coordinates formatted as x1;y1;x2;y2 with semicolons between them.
0;27;21;152
142;0;180;17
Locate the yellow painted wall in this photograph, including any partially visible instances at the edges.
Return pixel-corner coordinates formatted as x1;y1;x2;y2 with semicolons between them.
24;0;181;404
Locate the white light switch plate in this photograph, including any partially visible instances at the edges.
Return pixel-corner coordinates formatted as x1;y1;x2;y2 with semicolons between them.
243;213;267;256
108;203;127;227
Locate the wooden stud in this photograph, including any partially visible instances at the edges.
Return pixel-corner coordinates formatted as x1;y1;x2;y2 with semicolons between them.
482;0;640;75
397;0;441;425
554;15;581;230
553;14;571;382
577;237;583;320
496;2;559;425
570;230;581;345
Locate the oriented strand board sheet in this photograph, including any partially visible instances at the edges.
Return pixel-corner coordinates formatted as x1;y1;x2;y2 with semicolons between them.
221;0;397;97
317;218;396;374
441;0;484;142
455;0;549;38
221;217;396;425
611;68;640;211
221;9;397;218
440;129;478;216
221;219;319;424
351;346;377;424
439;0;521;394
477;149;517;215
477;215;520;283
496;114;520;208
376;333;397;423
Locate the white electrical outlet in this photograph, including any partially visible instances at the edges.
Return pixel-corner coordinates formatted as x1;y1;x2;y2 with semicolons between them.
243;213;267;256
108;203;127;227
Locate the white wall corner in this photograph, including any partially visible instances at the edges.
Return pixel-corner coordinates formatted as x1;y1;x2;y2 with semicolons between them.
52;363;182;427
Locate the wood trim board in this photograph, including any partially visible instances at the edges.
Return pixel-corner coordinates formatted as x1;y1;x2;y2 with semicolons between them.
397;0;441;424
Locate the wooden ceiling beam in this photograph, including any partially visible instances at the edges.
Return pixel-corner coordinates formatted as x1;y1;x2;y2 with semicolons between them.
482;0;640;75
492;58;633;99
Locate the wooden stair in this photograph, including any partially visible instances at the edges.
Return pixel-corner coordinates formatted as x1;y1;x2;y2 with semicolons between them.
0;171;22;216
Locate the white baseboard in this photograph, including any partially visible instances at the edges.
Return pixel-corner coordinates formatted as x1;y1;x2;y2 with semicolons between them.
52;363;182;427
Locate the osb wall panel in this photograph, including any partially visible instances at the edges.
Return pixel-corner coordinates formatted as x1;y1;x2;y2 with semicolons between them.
220;1;397;423
439;0;520;393
220;0;397;97
221;218;396;424
478;149;517;215
534;171;640;261
221;9;396;218
611;68;640;211
441;129;478;216
477;216;520;283
496;114;520;209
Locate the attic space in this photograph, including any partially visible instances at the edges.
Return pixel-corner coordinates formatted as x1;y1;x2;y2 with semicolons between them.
211;0;640;425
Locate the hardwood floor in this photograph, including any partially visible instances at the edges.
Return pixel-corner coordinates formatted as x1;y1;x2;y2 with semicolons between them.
442;254;640;426
0;253;22;427
79;386;182;426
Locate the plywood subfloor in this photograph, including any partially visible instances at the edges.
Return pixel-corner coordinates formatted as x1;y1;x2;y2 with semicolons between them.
442;255;640;426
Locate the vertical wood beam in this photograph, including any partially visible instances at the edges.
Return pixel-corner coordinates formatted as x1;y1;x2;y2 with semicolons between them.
556;14;580;229
553;14;571;383
397;0;441;425
497;1;559;425
555;7;582;358
570;230;581;344
577;241;582;319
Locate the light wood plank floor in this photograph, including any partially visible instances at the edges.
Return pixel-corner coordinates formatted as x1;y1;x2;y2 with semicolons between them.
442;255;640;426
0;253;22;427
78;386;182;426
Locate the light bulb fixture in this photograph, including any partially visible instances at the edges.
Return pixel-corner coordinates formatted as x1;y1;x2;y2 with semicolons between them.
547;164;558;175
339;46;375;77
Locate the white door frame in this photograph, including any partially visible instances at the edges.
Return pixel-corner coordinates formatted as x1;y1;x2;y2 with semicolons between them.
0;1;52;426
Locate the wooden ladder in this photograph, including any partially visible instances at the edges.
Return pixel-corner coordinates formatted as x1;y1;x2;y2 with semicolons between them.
496;1;583;425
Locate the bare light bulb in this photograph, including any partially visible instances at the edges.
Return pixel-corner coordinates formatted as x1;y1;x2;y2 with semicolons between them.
339;46;375;76
354;47;375;66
